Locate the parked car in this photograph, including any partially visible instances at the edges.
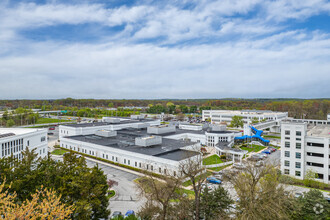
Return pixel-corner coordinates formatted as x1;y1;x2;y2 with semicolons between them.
125;210;135;217
213;174;222;180
256;153;267;159
261;150;271;154
248;154;262;161
267;147;276;152
47;132;54;135
111;211;123;219
207;177;222;184
49;127;55;130
295;193;303;198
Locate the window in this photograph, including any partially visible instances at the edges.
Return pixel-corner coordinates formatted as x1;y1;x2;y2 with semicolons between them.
159;168;162;173
295;162;301;168
128;160;130;165
135;162;137;167
151;165;153;171
43;148;45;153
174;171;176;176
285;142;290;148
296;143;301;149
124;159;126;164
295;171;301;177
164;169;167;175
307;162;324;168
27;141;30;146
112;156;114;161
296;131;301;136
285;130;290;135
102;154;104;158
139;163;141;168
307;152;324;158
284;161;290;166
41;136;46;142
106;155;108;159
295;152;301;159
285;151;290;157
146;165;149;170
296;138;301;141
307;142;324;148
116;157;118;162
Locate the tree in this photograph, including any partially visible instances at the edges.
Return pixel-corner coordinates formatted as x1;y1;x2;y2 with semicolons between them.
292;189;330;220
108;102;114;108
179;151;205;220
137;173;183;220
200;186;233;219
6;119;15;127
176;113;185;121
0;180;73;219
189;105;197;113
225;163;294;219
230;116;243;128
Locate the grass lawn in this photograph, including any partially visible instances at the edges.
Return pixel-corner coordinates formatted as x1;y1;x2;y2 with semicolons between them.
182;171;213;187
208;164;232;172
240;144;266;153
36;118;69;124
106;190;116;199
202;155;223;165
263;135;281;139
51;149;68;155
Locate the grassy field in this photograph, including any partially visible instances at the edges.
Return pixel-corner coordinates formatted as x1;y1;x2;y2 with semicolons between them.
51;149;68;155
240;144;266;153
263;135;281;139
208;164;232;172
202;155;223;165
36;118;69;124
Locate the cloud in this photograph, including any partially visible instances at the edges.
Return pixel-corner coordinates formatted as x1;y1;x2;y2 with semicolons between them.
0;0;329;99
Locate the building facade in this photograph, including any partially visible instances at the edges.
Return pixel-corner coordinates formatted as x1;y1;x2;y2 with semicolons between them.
281;121;330;184
0;128;48;159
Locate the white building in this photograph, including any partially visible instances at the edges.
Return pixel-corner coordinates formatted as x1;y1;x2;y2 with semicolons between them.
202;110;288;124
60;128;201;176
0;128;48;159
59;118;160;138
281;121;330;184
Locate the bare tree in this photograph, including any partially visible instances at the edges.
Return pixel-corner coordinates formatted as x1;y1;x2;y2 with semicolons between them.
137;170;184;220
179;152;206;219
224;162;294;220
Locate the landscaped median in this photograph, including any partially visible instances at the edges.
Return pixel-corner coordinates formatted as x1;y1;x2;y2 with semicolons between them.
240;144;266;153
51;149;68;155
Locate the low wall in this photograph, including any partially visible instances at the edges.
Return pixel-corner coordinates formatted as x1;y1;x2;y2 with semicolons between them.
204;161;233;168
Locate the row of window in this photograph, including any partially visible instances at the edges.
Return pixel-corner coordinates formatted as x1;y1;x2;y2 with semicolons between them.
284;160;301;168
284;169;301;177
285;130;302;136
1;138;24;157
284;151;301;159
284;142;301;149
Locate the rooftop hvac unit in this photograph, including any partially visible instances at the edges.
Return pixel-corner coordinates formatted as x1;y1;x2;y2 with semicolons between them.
131;115;144;120
95;130;117;137
131;123;148;129
147;125;176;134
135;136;162;147
102;117;120;123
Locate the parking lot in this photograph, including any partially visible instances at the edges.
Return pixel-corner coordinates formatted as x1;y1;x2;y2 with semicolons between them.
85;159;145;215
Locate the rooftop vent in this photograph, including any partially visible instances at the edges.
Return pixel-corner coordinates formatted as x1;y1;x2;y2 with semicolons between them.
102;117;120;123
135;136;162;147
95;130;117;137
131;114;144;120
147;125;176;134
131;122;148;129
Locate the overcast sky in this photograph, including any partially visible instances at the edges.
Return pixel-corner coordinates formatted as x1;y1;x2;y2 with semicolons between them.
0;0;330;99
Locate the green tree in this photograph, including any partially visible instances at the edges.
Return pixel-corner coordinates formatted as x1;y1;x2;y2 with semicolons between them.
6;119;15;127
200;186;233;219
292;189;330;220
230;116;244;128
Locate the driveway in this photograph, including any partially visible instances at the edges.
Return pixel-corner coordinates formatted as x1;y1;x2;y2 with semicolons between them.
85;159;145;215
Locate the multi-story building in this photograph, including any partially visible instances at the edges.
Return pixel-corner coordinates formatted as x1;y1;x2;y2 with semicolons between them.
202;110;288;124
281;121;330;184
0;128;48;159
59;117;160;138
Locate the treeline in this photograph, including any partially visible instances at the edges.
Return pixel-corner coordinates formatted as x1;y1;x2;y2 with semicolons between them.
0;107;40;127
61;107;140;118
1;98;330;120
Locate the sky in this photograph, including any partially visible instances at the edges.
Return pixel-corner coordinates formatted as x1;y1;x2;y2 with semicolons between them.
0;0;330;99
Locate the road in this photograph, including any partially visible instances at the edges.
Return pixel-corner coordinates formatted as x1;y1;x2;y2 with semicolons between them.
86;159;145;215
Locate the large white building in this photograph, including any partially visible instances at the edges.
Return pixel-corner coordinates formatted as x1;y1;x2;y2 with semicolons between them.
0;128;48;159
59;117;160;138
281;121;330;184
202;110;288;124
59;122;246;175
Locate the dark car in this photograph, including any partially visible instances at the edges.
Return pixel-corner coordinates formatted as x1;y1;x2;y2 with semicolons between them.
262;149;271;154
111;211;123;219
47;132;54;135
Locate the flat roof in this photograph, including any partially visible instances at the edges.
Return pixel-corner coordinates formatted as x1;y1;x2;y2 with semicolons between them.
62;118;156;128
204;110;287;115
307;125;330;138
0;128;43;139
65;129;199;161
